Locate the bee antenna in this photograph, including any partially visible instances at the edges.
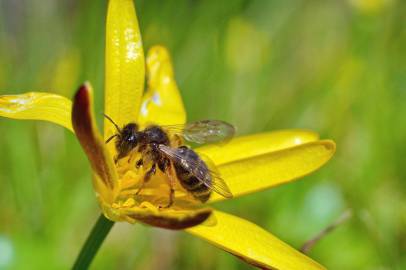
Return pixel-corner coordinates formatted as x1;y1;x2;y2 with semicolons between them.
103;113;121;132
105;134;118;144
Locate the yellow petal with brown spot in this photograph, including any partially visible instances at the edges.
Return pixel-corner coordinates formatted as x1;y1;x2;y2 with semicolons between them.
118;204;212;230
72;83;119;205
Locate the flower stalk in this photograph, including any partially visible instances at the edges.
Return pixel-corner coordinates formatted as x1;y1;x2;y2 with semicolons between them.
72;214;115;270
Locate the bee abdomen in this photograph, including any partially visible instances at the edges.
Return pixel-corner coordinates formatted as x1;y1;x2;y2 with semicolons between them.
173;149;212;203
175;166;211;203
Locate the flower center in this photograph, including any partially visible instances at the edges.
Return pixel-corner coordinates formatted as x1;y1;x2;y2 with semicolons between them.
113;147;200;210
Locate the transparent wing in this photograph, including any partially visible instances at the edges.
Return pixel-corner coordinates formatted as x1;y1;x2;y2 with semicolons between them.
162;120;235;144
196;151;233;199
158;145;233;199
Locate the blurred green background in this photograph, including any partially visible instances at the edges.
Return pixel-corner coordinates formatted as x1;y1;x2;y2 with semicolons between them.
0;0;405;269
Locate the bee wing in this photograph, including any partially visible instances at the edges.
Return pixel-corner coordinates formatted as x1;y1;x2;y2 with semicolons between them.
158;145;233;199
196;151;233;199
161;120;235;144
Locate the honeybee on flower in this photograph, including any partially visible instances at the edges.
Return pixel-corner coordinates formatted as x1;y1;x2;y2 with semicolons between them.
104;114;234;207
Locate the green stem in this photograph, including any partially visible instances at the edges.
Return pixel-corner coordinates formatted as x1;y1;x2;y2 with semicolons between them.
72;214;115;270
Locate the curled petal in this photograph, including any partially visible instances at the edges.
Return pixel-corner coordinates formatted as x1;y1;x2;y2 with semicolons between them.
138;45;186;127
72;83;119;204
209;140;336;202
197;129;319;165
118;203;212;230
0;92;72;131
104;0;145;150
187;210;325;270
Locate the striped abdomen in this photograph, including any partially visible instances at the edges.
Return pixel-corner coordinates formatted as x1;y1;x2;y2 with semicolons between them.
173;147;212;202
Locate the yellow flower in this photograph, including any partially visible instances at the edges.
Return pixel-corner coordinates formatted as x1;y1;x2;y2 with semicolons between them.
0;0;336;269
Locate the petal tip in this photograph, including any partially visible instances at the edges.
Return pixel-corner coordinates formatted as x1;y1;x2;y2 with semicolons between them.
72;83;93;131
147;45;170;59
146;45;172;73
74;82;92;102
322;139;336;153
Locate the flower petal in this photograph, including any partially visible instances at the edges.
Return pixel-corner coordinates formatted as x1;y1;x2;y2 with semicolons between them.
187;210;325;270
72;83;119;204
117;203;212;230
0;92;72;131
209;140;336;202
104;0;145;143
138;46;186;127
197;129;319;165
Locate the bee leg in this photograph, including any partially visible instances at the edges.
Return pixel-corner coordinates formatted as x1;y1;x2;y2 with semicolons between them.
158;159;175;208
161;186;174;209
135;158;143;169
162;171;175;208
136;163;156;195
127;153;134;164
114;150;126;164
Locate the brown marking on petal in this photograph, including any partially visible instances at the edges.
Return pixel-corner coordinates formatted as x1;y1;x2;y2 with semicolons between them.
72;83;118;191
127;208;212;230
232;253;275;270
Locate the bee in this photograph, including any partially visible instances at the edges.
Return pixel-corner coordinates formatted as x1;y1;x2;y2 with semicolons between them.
104;115;235;207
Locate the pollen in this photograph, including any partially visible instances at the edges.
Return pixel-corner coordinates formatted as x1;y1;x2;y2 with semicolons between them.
112;149;197;210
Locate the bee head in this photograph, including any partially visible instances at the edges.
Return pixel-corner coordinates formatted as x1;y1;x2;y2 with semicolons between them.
116;123;140;157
